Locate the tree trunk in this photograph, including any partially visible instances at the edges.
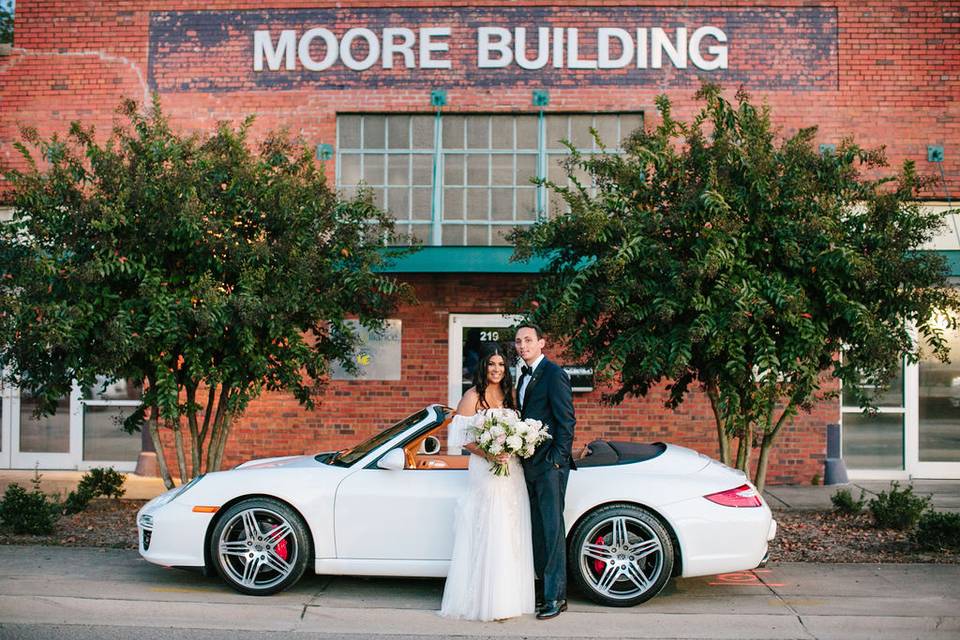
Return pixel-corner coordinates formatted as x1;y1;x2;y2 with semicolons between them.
736;420;753;473
752;400;797;492
148;407;174;490
706;383;731;466
185;383;200;478
210;413;233;472
204;384;232;473
172;419;188;484
197;383;216;472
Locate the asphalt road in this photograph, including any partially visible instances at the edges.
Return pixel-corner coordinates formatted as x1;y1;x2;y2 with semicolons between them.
0;546;957;639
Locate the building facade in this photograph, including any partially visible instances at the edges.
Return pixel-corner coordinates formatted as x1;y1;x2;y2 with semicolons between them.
1;1;958;483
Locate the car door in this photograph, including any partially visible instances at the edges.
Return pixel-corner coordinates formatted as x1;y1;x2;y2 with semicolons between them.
334;458;469;561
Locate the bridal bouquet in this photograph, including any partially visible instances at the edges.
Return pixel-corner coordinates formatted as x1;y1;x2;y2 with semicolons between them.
468;408;552;477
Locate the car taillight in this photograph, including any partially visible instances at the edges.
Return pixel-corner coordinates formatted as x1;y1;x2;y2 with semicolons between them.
704;484;763;507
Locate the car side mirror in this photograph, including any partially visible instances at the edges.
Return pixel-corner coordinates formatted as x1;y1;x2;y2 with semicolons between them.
420;435;441;455
377;448;406;471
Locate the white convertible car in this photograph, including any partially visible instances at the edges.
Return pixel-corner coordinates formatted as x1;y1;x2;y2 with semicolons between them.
138;405;776;606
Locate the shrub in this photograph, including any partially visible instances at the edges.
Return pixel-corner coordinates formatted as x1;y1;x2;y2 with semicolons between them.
78;467;126;500
0;483;57;534
831;487;865;515
62;467;126;514
868;482;931;530
913;511;960;551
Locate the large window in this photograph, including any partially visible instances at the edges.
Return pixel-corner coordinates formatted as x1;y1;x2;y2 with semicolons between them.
841;364;905;470
337;112;642;246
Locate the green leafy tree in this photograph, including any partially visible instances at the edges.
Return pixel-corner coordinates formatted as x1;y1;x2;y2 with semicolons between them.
511;84;959;490
1;97;412;488
0;1;13;45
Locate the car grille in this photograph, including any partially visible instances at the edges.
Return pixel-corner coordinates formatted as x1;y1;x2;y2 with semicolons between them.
142;529;152;551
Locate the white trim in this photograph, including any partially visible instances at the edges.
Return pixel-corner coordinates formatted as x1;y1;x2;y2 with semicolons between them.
447;313;522;407
0;383;11;468
847;469;911;481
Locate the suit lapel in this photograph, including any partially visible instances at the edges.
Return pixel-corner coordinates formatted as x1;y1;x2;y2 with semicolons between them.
521;360;548;413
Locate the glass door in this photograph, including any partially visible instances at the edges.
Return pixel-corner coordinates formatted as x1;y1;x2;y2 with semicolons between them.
910;323;960;478
447;314;522;407
9;387;78;469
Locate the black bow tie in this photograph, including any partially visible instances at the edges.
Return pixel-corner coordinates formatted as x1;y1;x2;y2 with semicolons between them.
521;365;532;376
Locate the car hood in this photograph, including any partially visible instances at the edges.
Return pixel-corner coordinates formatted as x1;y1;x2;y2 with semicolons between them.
234;454;321;470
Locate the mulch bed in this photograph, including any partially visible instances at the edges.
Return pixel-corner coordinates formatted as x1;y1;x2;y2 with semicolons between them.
1;499;958;563
768;509;959;564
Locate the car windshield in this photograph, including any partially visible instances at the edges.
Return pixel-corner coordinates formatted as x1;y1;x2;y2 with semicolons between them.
322;408;433;467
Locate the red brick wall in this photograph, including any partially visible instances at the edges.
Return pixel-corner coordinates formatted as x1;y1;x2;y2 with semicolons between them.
5;0;954;482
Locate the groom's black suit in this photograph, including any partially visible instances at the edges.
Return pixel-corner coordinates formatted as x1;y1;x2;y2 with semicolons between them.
519;356;576;604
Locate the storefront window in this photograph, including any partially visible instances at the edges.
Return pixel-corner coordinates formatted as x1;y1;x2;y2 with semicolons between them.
841;362;905;470
918;323;960;462
19;392;70;454
81;376;143;462
337;112;643;247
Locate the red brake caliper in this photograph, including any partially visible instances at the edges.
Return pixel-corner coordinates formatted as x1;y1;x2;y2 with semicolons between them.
593;535;606;574
269;524;289;561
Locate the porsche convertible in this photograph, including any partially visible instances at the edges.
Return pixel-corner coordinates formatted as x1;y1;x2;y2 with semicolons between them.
137;405;776;606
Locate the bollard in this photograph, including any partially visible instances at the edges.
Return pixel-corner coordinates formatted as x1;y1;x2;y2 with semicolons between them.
823;423;849;485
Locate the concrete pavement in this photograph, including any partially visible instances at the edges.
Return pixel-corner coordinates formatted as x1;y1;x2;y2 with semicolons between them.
0;546;957;639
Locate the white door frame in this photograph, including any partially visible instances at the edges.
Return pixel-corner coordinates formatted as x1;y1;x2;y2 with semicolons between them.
0;383;12;468
447;313;522;407
907;358;960;479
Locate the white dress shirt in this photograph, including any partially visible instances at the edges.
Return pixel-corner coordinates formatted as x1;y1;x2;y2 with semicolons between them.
517;354;545;408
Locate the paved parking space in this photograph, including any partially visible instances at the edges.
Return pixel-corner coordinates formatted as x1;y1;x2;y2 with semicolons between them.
0;546;957;639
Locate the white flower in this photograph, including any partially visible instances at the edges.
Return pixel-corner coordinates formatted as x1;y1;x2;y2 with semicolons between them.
479;431;493;445
488;443;503;455
490;425;506;438
506;435;523;452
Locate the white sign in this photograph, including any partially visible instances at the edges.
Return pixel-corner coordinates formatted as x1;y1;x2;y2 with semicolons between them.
253;25;727;72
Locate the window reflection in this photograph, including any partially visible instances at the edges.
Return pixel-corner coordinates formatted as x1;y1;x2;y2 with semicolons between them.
919;323;960;463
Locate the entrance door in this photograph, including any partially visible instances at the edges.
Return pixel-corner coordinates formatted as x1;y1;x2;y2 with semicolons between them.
447;314;522;407
910;323;960;478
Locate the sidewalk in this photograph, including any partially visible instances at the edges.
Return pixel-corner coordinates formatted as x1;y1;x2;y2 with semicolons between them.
1;467;959;512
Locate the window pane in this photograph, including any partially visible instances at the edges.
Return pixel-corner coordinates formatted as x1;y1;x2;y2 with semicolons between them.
467;117;489;149
493;226;514;246
443;116;465;149
516;116;538;149
491;155;513;186
491;188;513;220
517;188;538;221
339;115;361;148
411;115;434;149
411;223;431;244
466;155;488;186
570;115;594;149
620;113;644;143
83;377;142;401
491;116;513;149
466;189;489;220
363;154;385;184
466;224;488;245
841;365;904;408
386;188;410;220
412;187;432;221
387;115;410;149
83;405;141;461
19;393;70;453
340;154;362;186
412;155;433;185
919;324;960;462
443;189;464;220
546;115;568;149
387;155;408;186
363;116;386;148
444;155;464;185
842;412;903;469
516;154;537;184
548;154;568;184
595;116;618;149
442;224;464;245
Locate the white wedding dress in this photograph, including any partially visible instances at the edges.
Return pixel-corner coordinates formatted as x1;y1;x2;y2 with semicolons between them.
439;412;537;621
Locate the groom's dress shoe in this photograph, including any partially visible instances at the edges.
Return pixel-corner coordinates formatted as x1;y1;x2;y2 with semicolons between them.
536;600;567;620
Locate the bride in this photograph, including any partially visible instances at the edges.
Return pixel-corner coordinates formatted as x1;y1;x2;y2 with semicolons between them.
439;344;536;621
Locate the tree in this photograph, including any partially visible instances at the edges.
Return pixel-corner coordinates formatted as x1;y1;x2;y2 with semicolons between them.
1;97;412;489
511;84;959;490
0;1;13;45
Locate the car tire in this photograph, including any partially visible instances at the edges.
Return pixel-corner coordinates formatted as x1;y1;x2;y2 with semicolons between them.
568;503;674;607
209;497;311;596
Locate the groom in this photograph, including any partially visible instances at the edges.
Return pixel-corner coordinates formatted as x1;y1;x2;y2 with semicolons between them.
515;323;576;620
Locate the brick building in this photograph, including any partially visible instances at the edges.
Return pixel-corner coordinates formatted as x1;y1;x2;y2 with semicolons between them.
1;1;958;483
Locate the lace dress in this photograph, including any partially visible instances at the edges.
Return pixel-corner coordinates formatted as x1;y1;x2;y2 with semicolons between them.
439;412;536;621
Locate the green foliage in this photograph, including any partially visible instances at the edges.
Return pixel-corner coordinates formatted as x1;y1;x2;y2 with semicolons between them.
0;95;413;485
0;0;12;45
831;487;865;515
913;510;960;551
868;482;931;530
62;467;126;514
510;82;959;490
0;483;58;535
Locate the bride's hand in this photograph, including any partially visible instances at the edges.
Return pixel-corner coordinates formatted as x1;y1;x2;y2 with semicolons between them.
489;452;510;465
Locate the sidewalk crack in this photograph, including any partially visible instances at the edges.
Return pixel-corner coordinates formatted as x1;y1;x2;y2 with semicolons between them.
755;570;817;640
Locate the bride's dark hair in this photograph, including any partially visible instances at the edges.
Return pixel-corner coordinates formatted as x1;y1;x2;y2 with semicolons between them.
472;344;517;411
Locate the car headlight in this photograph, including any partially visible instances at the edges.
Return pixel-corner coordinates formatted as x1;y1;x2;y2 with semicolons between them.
150;475;204;508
